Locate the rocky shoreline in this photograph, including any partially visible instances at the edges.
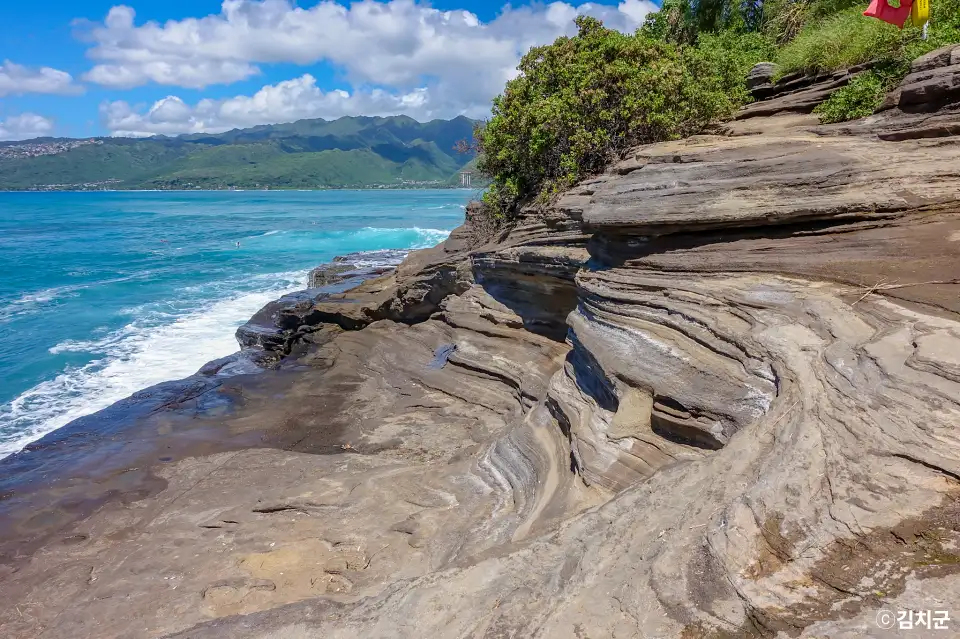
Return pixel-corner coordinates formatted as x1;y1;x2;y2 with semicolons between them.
0;254;404;565
3;48;960;638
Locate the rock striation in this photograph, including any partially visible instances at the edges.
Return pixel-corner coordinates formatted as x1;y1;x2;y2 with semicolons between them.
3;48;960;639
894;44;960;111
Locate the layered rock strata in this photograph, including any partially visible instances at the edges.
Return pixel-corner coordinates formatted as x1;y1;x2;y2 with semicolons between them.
3;50;960;639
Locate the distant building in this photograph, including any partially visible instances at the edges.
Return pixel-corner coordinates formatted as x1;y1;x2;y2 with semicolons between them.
0;138;100;161
459;171;473;187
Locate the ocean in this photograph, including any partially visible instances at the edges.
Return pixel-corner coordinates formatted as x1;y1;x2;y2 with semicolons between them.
0;190;469;459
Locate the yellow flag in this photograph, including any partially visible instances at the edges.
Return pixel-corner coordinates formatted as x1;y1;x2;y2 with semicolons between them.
912;0;930;27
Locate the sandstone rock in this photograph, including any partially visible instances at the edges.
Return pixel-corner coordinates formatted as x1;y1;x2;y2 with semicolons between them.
736;67;862;119
236;289;328;353
899;66;960;109
877;84;902;111
307;263;354;288
910;44;960;73
746;61;776;99
162;85;960;639
558;120;960;235
5;52;960;639
888;45;960;112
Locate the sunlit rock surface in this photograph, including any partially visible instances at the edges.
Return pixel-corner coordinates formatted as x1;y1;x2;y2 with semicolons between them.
3;50;960;639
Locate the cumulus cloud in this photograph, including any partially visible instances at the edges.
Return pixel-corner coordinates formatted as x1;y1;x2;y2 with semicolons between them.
82;0;658;125
0;60;83;97
102;74;443;136
0;113;56;140
84;59;256;90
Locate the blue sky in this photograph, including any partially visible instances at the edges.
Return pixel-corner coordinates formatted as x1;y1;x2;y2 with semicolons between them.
0;0;659;140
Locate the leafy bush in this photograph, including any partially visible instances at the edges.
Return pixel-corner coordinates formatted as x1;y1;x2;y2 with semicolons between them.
813;70;887;122
472;0;960;217
475;17;771;217
813;60;910;122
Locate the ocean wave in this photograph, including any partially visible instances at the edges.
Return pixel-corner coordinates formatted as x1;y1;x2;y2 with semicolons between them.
355;226;450;249
330;248;411;269
17;290;58;305
0;285;87;324
14;284;84;306
175;270;306;296
0;226;452;459
0;271;308;459
2;272;157;322
425;203;468;211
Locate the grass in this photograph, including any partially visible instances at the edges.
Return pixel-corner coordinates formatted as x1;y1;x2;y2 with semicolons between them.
781;0;960;122
775;7;907;77
776;0;960;79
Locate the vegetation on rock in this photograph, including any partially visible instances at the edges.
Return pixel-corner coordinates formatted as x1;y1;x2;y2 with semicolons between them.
774;0;960;77
473;0;960;219
813;62;904;122
474;16;771;216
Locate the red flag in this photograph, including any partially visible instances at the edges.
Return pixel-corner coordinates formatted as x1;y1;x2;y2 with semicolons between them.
863;0;914;28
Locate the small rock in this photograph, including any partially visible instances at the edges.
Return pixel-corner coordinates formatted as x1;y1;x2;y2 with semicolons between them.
746;62;776;91
910;44;960;73
428;344;457;369
307;263;355;288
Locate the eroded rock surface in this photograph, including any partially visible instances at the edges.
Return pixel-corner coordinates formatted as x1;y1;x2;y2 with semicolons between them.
3;58;960;639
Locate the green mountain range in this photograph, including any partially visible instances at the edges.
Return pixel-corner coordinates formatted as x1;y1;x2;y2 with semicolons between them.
0;115;480;191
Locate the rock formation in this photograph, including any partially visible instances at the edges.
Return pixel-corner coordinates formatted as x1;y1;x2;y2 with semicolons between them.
3;49;960;639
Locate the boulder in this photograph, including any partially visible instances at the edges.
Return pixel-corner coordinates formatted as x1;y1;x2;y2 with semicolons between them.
737;67;864;119
306;263;353;288
745;61;776;98
910;43;960;73
892;44;960;110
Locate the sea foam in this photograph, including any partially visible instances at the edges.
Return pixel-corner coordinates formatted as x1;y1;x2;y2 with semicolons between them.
0;272;305;458
0;213;457;460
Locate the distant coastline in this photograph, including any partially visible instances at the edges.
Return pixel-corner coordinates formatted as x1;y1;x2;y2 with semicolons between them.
0;114;482;192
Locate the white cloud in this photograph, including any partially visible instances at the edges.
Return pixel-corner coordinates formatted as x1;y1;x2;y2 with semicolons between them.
0;60;83;97
0;113;56;141
82;0;658;123
84;59;256;90
101;74;442;136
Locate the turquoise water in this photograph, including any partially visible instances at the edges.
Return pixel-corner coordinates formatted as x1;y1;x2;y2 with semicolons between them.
0;190;469;458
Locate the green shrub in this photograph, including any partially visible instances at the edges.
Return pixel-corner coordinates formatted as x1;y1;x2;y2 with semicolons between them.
813;60;912;122
813;70;887;122
475;17;771;217
473;0;960;218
